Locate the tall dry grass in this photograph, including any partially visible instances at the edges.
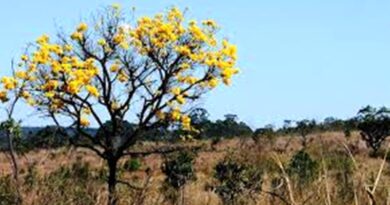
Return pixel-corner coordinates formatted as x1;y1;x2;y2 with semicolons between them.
0;131;389;205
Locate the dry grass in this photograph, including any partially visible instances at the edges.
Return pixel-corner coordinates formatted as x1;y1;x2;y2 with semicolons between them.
1;131;390;205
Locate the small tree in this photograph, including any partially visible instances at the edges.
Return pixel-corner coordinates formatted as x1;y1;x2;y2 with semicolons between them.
162;151;196;205
214;157;263;205
356;106;390;155
0;62;27;204
295;119;316;148
281;119;293;135
287;150;318;193
0;119;22;204
0;5;239;204
252;124;275;144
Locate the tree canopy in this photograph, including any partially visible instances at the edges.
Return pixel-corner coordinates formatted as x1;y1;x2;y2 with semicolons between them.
0;5;239;204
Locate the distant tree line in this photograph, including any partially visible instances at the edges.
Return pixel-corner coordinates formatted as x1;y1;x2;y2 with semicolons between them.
257;117;359;138
3;106;390;155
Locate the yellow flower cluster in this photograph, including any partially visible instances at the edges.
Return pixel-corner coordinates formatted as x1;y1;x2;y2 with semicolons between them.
0;5;239;131
1;77;17;90
110;63;120;72
80;117;90;127
113;26;130;50
86;85;99;97
157;108;192;131
0;30;103;115
105;6;238;130
71;22;88;41
170;107;181;121
181;114;191;130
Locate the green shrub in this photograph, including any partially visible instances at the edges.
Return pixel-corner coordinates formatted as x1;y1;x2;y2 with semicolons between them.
161;151;196;205
162;151;196;189
123;158;142;172
287;150;319;185
252;126;275;144
214;157;263;205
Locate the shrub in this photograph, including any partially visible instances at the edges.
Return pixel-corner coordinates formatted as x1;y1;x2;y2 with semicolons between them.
123;158;142;172
287;150;319;186
295;120;316;148
161;151;196;205
214;157;263;205
252;125;275;144
0;175;18;205
162;151;196;189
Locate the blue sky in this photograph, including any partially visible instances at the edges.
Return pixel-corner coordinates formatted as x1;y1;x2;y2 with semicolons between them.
1;0;390;128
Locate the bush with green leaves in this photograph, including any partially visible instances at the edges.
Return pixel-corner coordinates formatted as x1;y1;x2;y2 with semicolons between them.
162;151;196;189
214;157;263;205
123;158;142;172
161;151;196;205
287;150;319;187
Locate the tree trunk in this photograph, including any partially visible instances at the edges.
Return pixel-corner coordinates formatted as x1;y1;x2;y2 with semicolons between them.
6;130;22;204
107;158;119;205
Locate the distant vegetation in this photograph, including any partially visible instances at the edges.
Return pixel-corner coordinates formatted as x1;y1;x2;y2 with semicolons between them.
0;110;355;150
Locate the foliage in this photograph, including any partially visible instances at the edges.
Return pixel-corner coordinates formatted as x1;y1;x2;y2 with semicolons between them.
94;120;135;150
0;5;239;204
0;119;26;153
197;114;253;139
162;151;196;189
214;157;263;205
295;119;316;148
27;126;69;150
123;158;142;172
0;175;18;205
287;150;319;186
356;105;390;155
252;125;275;143
0;5;238;137
189;108;210;126
273;117;359;137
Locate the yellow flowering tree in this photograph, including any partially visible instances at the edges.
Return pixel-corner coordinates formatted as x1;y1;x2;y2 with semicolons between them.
0;5;238;204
